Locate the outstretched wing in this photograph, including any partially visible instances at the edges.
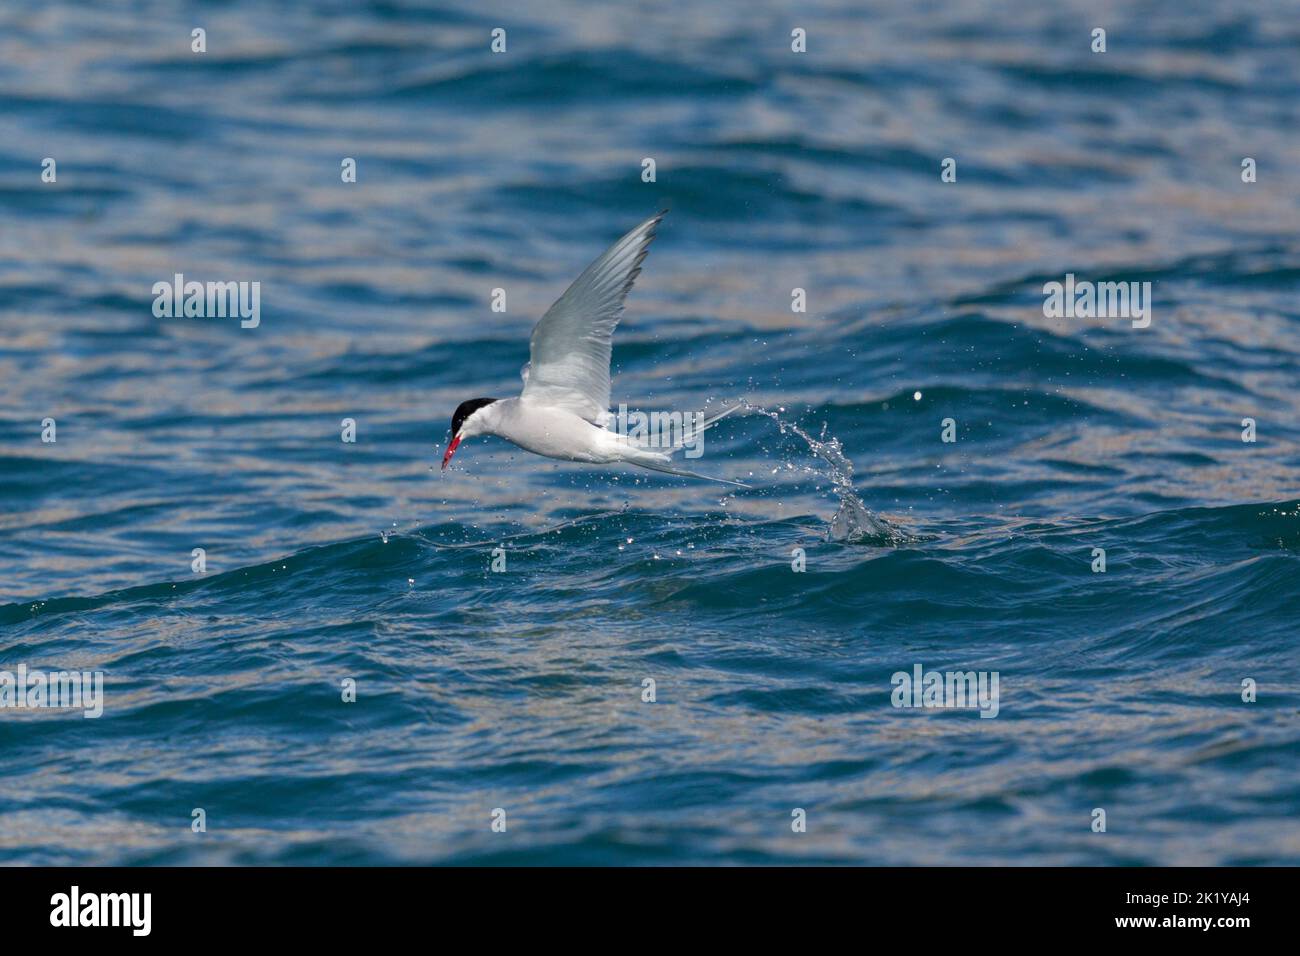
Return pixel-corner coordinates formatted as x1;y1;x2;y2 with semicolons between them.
519;211;666;423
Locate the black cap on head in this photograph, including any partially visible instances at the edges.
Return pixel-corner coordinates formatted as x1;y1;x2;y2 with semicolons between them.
450;398;497;436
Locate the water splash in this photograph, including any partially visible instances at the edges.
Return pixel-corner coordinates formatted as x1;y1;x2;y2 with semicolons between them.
737;399;906;544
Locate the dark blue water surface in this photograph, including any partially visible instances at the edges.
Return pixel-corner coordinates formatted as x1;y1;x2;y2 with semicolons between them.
2;0;1299;865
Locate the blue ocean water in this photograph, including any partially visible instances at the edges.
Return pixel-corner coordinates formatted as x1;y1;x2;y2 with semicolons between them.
2;0;1299;865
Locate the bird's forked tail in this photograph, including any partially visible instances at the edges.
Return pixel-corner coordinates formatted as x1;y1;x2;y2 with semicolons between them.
625;403;749;487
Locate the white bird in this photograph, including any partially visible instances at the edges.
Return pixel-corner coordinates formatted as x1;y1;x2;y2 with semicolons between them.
439;211;745;486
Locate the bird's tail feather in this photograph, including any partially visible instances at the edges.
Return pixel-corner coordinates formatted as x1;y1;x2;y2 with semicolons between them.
632;458;749;488
673;402;742;449
619;402;749;486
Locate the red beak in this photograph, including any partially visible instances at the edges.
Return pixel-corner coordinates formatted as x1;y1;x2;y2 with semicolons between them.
441;434;462;471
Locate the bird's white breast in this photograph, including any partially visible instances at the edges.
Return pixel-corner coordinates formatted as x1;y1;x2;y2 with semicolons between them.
488;398;620;463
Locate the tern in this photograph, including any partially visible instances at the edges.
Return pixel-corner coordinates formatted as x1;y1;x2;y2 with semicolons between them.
439;211;746;486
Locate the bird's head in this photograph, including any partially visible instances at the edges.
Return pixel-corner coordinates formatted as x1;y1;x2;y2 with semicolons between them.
441;398;499;470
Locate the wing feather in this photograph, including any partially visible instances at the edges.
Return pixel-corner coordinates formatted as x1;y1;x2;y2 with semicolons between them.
519;211;666;422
